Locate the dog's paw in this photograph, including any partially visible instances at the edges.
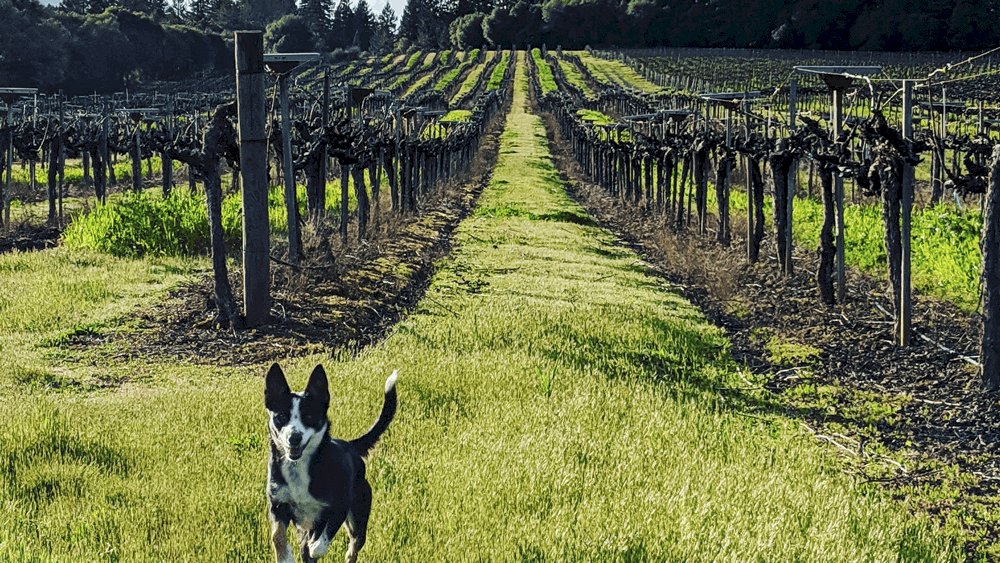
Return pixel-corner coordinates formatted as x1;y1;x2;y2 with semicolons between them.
307;529;332;559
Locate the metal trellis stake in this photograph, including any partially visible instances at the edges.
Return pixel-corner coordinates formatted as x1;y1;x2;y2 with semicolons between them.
900;80;914;346
795;66;881;303
264;52;320;266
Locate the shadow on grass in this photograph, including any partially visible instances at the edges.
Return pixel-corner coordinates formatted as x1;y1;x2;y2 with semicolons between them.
2;411;132;506
535;310;881;432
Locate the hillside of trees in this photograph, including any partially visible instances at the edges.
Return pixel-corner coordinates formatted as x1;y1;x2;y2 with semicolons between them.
429;0;1000;51
1;0;997;94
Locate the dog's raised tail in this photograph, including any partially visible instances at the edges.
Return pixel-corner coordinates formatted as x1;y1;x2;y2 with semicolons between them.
351;371;398;457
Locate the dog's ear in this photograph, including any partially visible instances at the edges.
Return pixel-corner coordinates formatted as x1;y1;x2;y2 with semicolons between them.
304;365;329;405
265;363;292;411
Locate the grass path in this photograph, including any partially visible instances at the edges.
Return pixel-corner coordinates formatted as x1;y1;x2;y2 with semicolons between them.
0;53;961;562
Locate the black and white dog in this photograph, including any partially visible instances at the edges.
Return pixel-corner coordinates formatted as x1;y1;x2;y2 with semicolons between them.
264;363;397;563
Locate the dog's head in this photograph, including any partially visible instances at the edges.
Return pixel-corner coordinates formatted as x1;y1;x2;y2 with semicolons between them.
264;363;330;463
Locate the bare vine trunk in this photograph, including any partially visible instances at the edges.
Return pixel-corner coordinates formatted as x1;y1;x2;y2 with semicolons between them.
747;157;765;263
715;155;730;246
694;147;708;234
979;145;1000;391
304;151;326;222
352;164;369;240
818;170;837;306
768;149;794;274
874;151;903;326
47;139;58;223
201;104;242;328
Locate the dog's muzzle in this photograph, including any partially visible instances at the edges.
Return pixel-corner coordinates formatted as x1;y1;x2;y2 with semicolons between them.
287;433;304;461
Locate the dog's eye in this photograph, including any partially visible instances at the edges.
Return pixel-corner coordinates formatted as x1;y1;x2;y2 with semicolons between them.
273;413;289;426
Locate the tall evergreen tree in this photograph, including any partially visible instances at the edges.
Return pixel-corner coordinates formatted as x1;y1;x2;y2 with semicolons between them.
298;0;332;42
328;0;354;49
947;0;998;49
371;1;396;53
399;0;442;47
352;0;375;49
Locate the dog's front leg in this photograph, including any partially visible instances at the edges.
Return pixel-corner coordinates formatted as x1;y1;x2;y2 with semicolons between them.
271;519;293;563
302;508;347;562
270;503;294;563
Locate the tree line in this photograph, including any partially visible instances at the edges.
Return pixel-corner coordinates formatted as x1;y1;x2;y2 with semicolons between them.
0;0;396;94
410;0;999;52
1;0;997;95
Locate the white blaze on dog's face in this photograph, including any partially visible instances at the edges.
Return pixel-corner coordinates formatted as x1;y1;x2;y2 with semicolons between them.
265;364;330;462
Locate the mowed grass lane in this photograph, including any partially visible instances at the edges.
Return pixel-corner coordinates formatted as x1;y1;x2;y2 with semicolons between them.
0;52;959;562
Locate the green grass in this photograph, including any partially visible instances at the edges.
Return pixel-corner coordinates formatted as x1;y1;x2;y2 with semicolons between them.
404;73;436;97
531;48;557;94
0;248;200;391
793;197;981;311
435;49;479;92
0;52;964;562
440;110;471;123
9;155;178;196
557;57;594;97
62;190;241;258
487;51;510;90
450;51;494;105
721;183;981;311
404;51;422;70
574;51;661;94
61;175;363;258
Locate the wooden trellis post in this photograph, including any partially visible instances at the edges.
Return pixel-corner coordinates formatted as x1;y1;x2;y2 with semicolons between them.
236;31;270;327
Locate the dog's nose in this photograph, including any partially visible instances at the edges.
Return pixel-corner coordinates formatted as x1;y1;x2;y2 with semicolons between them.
289;433;302;449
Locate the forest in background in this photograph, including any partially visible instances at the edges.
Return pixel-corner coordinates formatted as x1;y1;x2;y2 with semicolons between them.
1;0;998;93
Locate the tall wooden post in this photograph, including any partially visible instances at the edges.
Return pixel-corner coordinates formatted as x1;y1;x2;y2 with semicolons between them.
900;80;914;346
236;31;269;327
162;119;173;197
100;114;109;203
132;119;142;192
340;164;350;241
189;111;198;193
745;102;754;262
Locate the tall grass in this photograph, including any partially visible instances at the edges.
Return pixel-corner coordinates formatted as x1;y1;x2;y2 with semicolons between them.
720;185;982;311
61;191;240;258
62;178;360;258
487;51;511;90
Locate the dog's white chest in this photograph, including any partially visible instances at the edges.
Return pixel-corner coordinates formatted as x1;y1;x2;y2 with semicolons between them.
274;461;326;528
